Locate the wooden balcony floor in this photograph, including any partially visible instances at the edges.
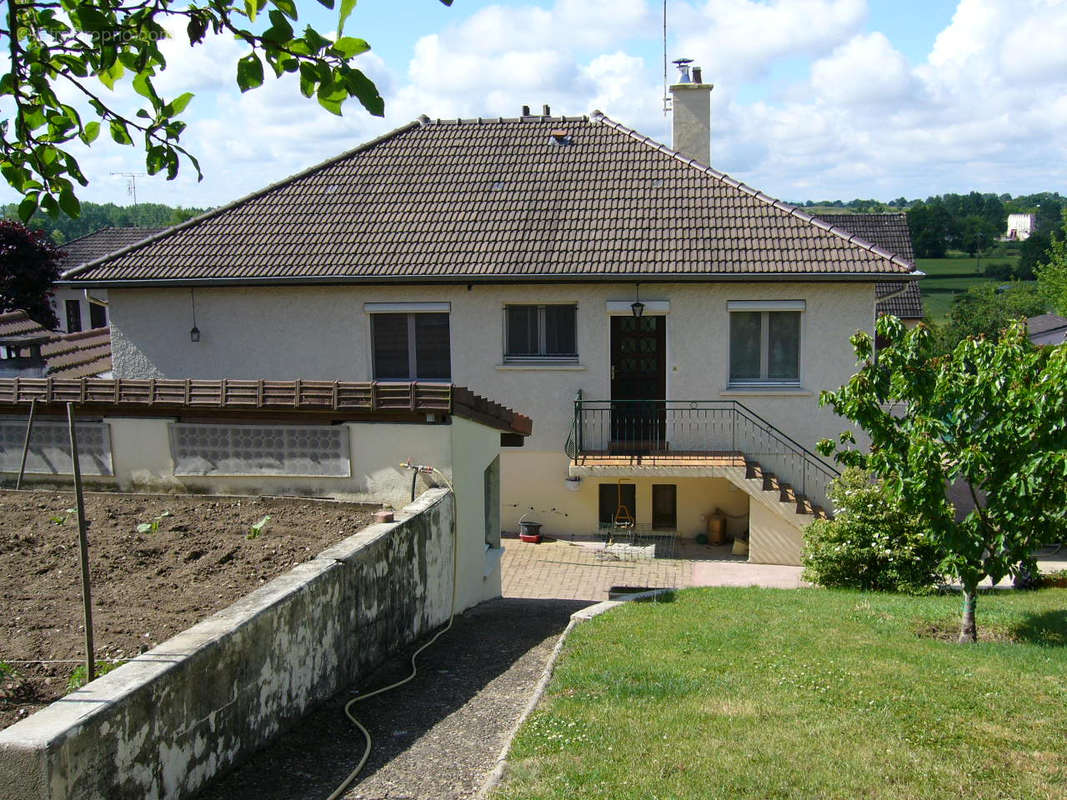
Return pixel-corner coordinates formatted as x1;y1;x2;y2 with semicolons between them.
571;451;747;468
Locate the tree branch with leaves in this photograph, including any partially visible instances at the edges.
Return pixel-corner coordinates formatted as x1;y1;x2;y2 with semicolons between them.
818;316;1067;643
1;0;452;220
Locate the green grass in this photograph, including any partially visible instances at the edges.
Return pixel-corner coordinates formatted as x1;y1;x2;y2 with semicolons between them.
916;254;1024;322
497;588;1067;800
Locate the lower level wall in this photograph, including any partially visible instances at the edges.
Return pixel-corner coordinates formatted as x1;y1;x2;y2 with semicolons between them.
748;500;805;565
0;489;455;800
501;450;750;540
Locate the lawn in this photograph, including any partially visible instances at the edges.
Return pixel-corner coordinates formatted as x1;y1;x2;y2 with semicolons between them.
496;587;1067;800
916;253;1024;321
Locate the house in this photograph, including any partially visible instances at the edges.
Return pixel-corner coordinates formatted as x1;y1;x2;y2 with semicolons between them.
1026;313;1067;346
50;226;165;332
61;68;920;565
0;310;111;378
1005;213;1036;242
817;213;923;326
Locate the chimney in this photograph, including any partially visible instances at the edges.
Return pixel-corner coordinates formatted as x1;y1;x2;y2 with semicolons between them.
670;58;713;164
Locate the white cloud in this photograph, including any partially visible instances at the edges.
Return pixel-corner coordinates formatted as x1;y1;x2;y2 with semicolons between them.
675;0;867;82
810;32;916;105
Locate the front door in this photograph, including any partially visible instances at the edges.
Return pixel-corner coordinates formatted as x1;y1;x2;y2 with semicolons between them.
610;315;666;452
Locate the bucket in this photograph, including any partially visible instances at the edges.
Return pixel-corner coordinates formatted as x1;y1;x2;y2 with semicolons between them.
519;521;542;538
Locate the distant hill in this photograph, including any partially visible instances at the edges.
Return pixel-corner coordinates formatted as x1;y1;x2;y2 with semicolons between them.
2;202;210;245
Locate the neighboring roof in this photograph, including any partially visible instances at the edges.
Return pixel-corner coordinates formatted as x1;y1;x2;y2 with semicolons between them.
58;227;167;272
0;378;532;435
0;311;111;377
41;328;112;378
65;114;916;286
1026;313;1067;346
817;213;923;320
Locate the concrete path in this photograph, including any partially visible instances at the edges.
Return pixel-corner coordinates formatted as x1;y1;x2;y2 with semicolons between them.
501;534;806;600
192;597;585;800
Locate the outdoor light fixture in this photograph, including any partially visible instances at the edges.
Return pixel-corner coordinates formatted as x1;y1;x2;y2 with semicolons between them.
631;284;645;318
189;288;201;343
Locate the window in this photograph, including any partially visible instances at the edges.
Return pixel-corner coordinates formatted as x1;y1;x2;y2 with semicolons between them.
371;313;451;380
65;299;82;333
505;304;577;361
729;307;801;384
89;303;107;329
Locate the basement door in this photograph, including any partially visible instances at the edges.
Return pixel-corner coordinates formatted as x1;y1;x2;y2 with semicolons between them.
609;315;666;451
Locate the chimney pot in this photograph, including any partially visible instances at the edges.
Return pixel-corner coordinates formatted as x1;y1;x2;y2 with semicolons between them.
522;105;530;116
692;66;702;83
542;104;551;116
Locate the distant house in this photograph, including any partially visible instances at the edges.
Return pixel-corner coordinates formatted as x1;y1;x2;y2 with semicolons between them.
0;310;111;378
62;69;922;565
1026;313;1067;346
1005;213;1036;242
816;213;923;326
51;227;165;333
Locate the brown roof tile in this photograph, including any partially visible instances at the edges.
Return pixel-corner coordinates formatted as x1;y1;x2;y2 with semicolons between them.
58;227;167;272
0;311;111;377
66;115;915;286
817;213;922;319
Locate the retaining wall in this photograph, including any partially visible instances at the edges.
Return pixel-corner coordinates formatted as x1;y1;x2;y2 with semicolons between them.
0;489;454;800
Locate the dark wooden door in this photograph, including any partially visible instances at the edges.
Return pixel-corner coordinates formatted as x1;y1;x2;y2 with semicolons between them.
610;315;666;450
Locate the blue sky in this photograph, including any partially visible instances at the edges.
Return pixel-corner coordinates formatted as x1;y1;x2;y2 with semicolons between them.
4;0;1065;209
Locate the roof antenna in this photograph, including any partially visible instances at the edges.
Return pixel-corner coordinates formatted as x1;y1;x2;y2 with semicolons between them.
662;0;670;115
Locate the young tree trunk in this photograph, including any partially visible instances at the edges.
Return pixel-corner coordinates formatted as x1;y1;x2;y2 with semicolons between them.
959;589;978;643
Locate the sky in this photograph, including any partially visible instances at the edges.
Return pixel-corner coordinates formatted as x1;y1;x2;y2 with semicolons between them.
5;0;1067;209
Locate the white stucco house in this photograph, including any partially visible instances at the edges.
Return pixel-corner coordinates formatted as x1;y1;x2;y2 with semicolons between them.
1005;213;1036;241
60;72;921;565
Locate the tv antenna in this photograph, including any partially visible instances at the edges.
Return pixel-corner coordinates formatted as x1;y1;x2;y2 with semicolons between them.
662;0;670;115
111;171;147;205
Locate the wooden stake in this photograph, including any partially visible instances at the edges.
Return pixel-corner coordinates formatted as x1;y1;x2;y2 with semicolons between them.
15;398;36;490
67;403;95;683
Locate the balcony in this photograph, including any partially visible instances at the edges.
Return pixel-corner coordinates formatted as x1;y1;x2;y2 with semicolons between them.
565;395;839;513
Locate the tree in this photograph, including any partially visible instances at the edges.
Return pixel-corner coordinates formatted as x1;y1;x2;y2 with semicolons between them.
907;200;953;258
1036;211;1067;315
958;214;998;259
935;283;1047;352
818;316;1067;643
1;0;451;220
0;218;61;328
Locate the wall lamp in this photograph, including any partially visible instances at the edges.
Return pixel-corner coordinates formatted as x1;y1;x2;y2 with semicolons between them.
189;288;201;343
631;283;645;318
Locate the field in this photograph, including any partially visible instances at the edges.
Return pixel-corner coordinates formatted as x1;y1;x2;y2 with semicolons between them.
497;586;1067;800
0;490;374;730
916;252;1025;321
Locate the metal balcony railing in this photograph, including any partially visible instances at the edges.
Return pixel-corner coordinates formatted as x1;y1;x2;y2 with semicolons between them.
565;391;840;508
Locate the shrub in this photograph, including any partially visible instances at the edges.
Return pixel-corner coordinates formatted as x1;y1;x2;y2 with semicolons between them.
803;468;941;593
982;261;1014;281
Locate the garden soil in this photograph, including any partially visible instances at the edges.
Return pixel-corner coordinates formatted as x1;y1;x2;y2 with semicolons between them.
0;489;375;730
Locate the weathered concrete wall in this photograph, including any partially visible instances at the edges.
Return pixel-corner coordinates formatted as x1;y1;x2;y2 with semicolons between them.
0;489;455;800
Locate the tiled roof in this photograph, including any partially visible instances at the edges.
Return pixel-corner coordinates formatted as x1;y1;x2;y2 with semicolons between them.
1026;313;1067;346
58;227;167;272
0;310;47;337
0;311;111;377
0;378;532;435
817;213;922;320
66;114;915;285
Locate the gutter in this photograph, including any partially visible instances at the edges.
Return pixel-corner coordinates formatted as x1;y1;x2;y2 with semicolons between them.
58;271;925;290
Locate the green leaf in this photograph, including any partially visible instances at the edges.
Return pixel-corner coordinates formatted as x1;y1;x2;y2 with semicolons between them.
18;194;39;222
58;187;81;218
338;0;357;35
272;0;298;21
344;69;384;116
132;71;157;102
236;54;264;92
109;119;133;145
136;522;153;534
332;37;370;58
167;92;194;115
187;14;209;45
